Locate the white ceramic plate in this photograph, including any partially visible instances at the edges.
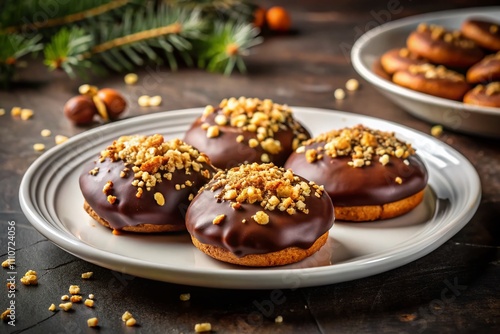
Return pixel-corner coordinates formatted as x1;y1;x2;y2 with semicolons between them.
19;108;481;289
351;7;500;138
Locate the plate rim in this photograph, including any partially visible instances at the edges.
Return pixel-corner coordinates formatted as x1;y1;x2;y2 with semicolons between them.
351;6;500;117
19;107;482;289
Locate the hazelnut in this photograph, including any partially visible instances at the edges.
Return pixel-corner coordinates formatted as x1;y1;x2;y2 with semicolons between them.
64;95;97;125
97;88;127;119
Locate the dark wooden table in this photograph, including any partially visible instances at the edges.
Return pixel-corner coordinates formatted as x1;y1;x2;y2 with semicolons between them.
1;1;499;333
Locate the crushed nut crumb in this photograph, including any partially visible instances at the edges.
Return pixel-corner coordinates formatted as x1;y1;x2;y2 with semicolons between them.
87;317;99;327
138;95;150;107
20;270;38;285
48;304;56;312
1;309;11;321
41;129;52;137
149;95;162;107
206;125;220;138
122;311;133;322
345;79;360;91
194;323;212;332
11;107;21;117
126;318;137;327
84;299;95;307
70;295;83;303
408;63;465;82
89;294;95;299
0;108;5;116
431;125;443;137
180;293;191;301
20;108;34;120
395;177;403;184
334;88;346;100
59;302;73;311
2;259;14;267
61;295;69;301
55;135;69;145
69;285;80;295
124;73;138;85
33;143;45;152
275;315;283;323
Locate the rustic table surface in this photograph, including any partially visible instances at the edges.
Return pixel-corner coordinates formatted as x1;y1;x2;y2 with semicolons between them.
1;1;499;333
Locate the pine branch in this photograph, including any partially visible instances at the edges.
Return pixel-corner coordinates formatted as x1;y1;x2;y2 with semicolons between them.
44;27;93;77
0;0;143;34
0;33;43;88
45;5;206;74
196;21;262;75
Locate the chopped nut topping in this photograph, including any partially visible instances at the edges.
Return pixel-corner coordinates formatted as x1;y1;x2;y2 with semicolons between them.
212;214;226;225
261;153;270;163
89;294;95;299
59;302;73;311
0;108;5;116
408;63;465;81
180;293;191;301
195;323;212;333
395;177;403;184
103;181;113;194
202;97;309;155
107;195;117;204
275;315;284;323
206;125;220;138
334;88;346;100
48;304;56;312
154;192;165;206
84;299;94;307
299;125;416;167
253;211;270;225
94;135;213;201
87;317;99;327
69;285;80;295
61;295;69;301
203;163;323;217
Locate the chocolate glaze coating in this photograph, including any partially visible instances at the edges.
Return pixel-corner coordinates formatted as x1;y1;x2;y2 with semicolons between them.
183;110;311;169
284;142;428;206
79;157;214;230
185;178;334;257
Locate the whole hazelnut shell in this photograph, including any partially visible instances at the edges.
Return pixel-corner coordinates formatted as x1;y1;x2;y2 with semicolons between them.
64;95;97;125
97;88;127;119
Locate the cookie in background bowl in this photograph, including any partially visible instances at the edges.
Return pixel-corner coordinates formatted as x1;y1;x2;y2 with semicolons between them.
284;125;428;222
185;163;334;267
461;18;500;52
464;82;500;108
380;48;428;75
466;52;500;84
183;97;311;169
392;63;470;100
407;23;484;68
79;135;216;233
